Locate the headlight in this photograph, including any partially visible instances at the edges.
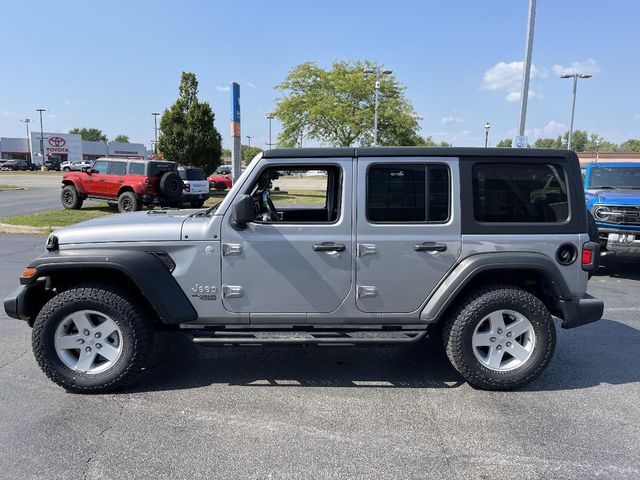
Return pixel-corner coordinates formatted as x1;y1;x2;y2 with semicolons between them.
593;205;624;223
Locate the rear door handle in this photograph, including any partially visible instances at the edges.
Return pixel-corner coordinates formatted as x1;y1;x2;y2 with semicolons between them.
414;242;447;252
98;178;106;182
313;243;346;252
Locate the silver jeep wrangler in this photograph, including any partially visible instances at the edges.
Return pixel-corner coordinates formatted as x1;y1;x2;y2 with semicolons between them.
4;147;604;393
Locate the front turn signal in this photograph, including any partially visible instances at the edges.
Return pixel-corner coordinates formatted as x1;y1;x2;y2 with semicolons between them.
21;267;37;278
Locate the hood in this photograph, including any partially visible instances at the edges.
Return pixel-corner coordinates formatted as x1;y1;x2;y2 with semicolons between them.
54;210;189;245
588;189;640;205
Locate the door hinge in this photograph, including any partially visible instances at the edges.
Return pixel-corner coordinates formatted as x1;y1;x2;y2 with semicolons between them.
222;243;242;256
222;285;244;298
357;285;378;299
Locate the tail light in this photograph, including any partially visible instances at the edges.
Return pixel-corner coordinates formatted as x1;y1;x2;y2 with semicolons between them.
184;184;190;192
581;242;599;271
145;178;152;191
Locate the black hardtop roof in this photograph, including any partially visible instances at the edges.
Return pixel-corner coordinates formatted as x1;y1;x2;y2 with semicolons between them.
262;146;576;160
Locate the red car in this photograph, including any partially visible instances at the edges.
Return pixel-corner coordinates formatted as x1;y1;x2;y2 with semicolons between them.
61;158;184;213
207;173;233;191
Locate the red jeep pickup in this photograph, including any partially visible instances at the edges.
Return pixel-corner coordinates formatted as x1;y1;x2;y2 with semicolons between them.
61;158;184;213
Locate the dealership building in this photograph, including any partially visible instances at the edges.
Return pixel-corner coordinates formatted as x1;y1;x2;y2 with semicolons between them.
0;132;149;164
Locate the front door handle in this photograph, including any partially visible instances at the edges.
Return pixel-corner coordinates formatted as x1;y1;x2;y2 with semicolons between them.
414;242;447;252
313;243;346;252
98;178;106;182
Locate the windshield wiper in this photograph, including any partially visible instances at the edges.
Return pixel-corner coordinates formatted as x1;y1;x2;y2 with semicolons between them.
188;202;222;218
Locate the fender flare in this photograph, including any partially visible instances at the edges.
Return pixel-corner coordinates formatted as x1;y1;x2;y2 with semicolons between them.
420;252;572;323
23;249;197;325
62;178;86;196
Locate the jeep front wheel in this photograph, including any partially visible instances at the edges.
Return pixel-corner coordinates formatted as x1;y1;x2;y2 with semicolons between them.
442;285;556;391
61;185;83;210
118;191;140;213
32;284;154;394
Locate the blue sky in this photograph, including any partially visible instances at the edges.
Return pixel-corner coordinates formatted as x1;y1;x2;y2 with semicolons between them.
1;0;638;149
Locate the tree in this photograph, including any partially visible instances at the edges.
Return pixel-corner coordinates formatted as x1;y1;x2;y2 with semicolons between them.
274;60;424;147
562;130;588;151
415;136;452;147
533;137;562;149
68;127;107;142
583;133;616;151
620;139;640;151
113;134;129;143
496;138;512;147
241;145;262;165
157;72;222;171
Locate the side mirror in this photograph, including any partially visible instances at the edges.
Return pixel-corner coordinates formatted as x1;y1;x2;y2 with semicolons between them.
231;194;254;230
81;167;92;174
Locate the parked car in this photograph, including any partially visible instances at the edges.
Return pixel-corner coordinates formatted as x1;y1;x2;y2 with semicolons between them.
584;162;640;254
4;147;603;394
61;160;93;172
60;157;184;213
207;172;233;191
178;165;209;208
0;160;31;171
215;164;232;175
44;159;61;171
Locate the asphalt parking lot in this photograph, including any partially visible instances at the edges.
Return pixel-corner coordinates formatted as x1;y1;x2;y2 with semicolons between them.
0;233;639;479
0;173;63;217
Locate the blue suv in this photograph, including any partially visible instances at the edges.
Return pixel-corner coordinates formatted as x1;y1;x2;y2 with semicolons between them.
584;162;640;254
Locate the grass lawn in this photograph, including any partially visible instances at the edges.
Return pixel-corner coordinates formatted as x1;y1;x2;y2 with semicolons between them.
2;203;113;229
271;189;326;205
0;184;22;191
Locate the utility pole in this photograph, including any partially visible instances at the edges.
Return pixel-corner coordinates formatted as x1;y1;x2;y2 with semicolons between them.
266;114;275;149
363;67;393;146
484;122;491;148
36;109;46;165
246;135;252;148
517;0;537;137
561;73;592;150
152;113;160;156
20;118;32;163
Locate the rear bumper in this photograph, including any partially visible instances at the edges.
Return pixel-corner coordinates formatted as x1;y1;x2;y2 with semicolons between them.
3;285;28;321
182;192;209;200
558;294;604;329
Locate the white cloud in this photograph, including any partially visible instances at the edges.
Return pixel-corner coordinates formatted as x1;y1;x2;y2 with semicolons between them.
512;120;567;139
481;61;546;102
441;115;464;125
2;110;24;119
215;85;230;92
552;59;601;76
245;82;256;89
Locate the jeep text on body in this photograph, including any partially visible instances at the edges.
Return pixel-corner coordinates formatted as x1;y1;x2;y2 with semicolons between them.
4;147;604;393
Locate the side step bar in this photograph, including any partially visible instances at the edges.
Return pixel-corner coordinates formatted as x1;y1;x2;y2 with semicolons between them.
191;330;427;345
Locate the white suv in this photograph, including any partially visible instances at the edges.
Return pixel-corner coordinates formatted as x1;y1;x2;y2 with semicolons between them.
178;166;210;208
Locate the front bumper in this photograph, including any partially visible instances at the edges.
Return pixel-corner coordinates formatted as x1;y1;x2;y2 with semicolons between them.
598;227;640;254
558;294;604;329
3;285;29;321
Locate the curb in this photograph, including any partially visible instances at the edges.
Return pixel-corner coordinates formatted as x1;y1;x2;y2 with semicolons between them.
0;223;56;235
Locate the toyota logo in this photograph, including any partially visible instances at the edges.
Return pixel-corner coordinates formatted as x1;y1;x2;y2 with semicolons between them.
49;137;66;147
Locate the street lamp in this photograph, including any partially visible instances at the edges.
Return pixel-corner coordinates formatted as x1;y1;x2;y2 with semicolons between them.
152;112;160;155
20;118;32;163
246;135;252;148
561;73;592;150
36;108;46;165
266;114;275;149
484;122;491;147
363;67;393;146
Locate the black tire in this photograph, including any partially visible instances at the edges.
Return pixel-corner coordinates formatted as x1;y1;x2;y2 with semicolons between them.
32;284;154;394
159;171;183;200
117;191;141;213
61;185;83;210
442;284;556;391
62;167;70;172
189;200;205;208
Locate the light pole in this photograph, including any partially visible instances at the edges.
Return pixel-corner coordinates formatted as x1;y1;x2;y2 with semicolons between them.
152;112;160;156
246;135;252;148
561;73;592;150
484;122;491;147
36;108;46;165
363;67;393;146
517;0;537;137
20;118;32;163
266;114;275;149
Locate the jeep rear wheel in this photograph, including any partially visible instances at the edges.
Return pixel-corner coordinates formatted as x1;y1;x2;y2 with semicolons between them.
159;171;183;200
61;185;83;210
118;191;140;213
32;284;154;394
442;284;556;391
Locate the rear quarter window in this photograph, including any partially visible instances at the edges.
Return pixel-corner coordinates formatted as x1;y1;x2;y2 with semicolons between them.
128;162;145;175
473;163;568;223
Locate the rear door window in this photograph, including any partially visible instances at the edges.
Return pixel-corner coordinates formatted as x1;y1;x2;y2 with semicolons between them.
473;163;568;223
108;161;127;175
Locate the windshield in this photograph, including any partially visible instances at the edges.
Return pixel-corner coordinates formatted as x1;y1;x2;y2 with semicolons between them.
589;167;640;189
179;168;206;181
